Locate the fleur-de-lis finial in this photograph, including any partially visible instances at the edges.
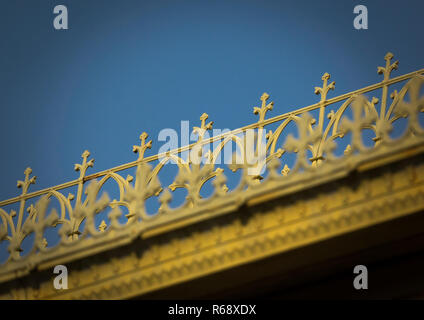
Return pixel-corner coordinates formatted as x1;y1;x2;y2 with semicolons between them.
281;164;290;176
314;73;335;103
73;150;95;207
74;150;94;180
253;93;274;123
193;113;213;142
378;52;399;82
17;167;36;195
12;167;38;247
200;113;212;129
98;220;107;232
133;132;152;162
24;167;32;179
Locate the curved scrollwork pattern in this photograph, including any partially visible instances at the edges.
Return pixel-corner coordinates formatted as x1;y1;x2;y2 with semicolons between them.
0;52;423;282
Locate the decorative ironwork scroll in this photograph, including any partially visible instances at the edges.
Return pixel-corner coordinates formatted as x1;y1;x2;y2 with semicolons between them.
0;53;423;282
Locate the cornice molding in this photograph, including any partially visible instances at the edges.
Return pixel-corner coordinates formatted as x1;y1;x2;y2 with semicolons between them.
2;151;422;299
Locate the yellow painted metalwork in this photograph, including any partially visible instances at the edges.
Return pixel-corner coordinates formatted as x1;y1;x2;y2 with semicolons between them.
0;53;424;299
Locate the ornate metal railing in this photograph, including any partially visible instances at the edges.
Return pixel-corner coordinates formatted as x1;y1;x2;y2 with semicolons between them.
1;52;424;282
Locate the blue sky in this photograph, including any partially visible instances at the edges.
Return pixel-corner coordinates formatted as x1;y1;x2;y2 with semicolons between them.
0;0;423;203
